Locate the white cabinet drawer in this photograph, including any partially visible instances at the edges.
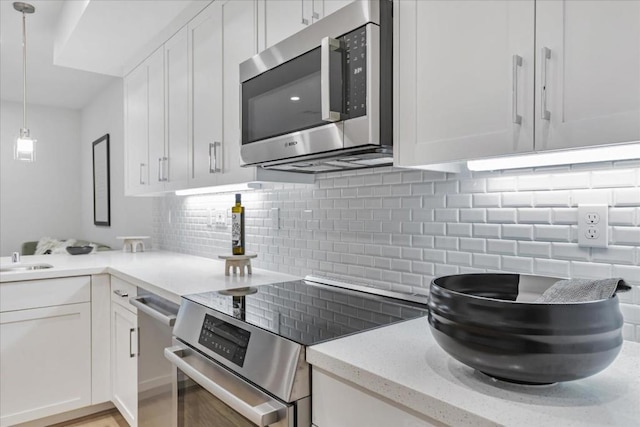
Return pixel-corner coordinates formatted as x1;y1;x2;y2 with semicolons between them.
0;276;91;313
111;276;137;313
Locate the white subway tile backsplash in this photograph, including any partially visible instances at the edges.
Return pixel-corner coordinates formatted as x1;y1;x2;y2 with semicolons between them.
518;208;551;224
447;194;473;208
550;172;590;190
502;256;534;274
571;189;613;205
570;261;612;279
487;239;517;255
518;174;552;191
534;191;571;207
534;225;571;242
592;169;637;188
487;176;518;192
592;246;636;265
614;188;640;206
551;208;578;224
518;241;551;258
412;235;435;248
487;208;517;223
435;209;459;222
435;236;458;250
473;193;501;207
473;224;501;239
460;238;486;252
551;243;590;261
609;208;636;226
460;179;486;193
612;226;640;246
502;192;534;207
473;253;501;269
460;208;487;223
156;164;640;341
447;223;472;237
447;251;472;266
502;225;533;240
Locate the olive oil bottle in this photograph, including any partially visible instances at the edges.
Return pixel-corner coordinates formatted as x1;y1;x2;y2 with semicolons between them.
231;193;245;255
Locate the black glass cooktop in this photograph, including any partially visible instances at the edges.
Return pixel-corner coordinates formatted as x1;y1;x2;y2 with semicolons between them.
184;279;428;346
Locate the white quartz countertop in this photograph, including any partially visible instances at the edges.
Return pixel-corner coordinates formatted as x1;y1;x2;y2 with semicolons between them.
0;250;299;304
308;317;640;427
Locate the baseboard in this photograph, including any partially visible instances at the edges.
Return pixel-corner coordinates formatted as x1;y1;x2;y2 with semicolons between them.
12;402;116;427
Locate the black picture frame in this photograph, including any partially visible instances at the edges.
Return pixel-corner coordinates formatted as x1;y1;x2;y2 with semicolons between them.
92;134;111;227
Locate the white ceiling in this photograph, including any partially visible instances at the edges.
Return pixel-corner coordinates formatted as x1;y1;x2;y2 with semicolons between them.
0;0;115;110
0;0;209;110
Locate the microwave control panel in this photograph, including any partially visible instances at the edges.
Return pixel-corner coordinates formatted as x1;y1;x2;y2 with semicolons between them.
342;26;367;119
199;314;251;367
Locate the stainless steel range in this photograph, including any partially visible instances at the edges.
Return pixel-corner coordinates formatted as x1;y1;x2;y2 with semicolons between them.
164;276;428;426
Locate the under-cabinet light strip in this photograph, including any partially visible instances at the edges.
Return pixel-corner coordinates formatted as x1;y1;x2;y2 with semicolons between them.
467;143;640;171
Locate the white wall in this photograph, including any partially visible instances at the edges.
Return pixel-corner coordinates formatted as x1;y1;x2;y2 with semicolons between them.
0;101;82;256
80;79;152;250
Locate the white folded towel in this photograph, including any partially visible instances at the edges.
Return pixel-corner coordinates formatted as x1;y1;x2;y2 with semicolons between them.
536;278;630;303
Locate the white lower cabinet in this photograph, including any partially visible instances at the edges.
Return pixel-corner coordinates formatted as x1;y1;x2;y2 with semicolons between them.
0;277;92;427
111;278;138;427
312;368;442;427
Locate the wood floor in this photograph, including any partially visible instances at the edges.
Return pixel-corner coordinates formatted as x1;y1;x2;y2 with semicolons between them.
49;409;129;427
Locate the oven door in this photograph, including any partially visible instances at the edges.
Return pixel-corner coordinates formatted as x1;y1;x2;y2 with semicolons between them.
165;344;294;427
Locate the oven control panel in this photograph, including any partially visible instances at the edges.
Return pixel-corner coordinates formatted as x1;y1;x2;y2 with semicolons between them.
199;314;251;367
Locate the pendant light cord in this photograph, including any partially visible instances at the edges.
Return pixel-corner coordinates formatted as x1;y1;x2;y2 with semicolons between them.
22;10;27;130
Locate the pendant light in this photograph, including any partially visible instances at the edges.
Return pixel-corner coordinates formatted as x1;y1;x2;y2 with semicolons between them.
13;2;36;162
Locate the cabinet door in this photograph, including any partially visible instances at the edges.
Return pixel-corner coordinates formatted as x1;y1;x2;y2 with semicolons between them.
112;303;138;427
189;3;224;188
314;0;353;22
220;0;259;185
261;0;309;49
147;48;167;193
394;0;534;167
165;27;190;191
535;0;640;151
312;369;440;427
124;64;149;195
0;303;91;426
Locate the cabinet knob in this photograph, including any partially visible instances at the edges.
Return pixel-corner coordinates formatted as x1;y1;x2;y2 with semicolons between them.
113;289;129;298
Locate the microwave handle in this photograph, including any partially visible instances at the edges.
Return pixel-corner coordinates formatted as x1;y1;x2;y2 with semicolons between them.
321;36;342;122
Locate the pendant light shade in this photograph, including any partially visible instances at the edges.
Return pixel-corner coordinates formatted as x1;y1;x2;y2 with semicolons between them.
13;2;36;162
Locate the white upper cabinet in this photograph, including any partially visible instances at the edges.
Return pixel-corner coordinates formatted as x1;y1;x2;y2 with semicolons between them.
188;4;224;188
535;0;640;152
146;48;166;194
124;63;149;196
394;0;535;167
259;0;354;49
164;27;190;191
395;0;640;168
220;0;260;186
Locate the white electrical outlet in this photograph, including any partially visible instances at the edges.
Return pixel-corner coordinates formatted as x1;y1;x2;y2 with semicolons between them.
214;209;227;226
578;204;608;248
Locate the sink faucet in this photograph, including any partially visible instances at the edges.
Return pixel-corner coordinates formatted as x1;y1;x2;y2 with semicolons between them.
11;252;20;263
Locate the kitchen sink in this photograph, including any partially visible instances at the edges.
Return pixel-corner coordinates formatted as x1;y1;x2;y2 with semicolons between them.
0;263;53;272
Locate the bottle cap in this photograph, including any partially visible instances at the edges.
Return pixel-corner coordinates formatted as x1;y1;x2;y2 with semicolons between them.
235;193;241;203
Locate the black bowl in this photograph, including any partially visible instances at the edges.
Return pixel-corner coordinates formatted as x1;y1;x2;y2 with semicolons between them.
66;246;94;255
428;274;623;384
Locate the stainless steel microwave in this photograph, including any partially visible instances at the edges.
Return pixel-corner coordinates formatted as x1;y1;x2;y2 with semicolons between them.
239;0;392;173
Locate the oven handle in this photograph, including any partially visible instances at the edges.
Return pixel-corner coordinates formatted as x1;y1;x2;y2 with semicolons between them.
321;36;343;122
164;345;286;426
130;296;176;327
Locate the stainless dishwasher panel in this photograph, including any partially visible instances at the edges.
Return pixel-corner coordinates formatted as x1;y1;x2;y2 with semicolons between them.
131;289;180;427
